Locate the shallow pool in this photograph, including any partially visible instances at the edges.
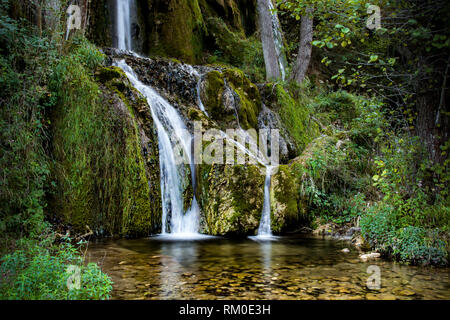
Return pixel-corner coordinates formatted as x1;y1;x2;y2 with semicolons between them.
86;235;450;300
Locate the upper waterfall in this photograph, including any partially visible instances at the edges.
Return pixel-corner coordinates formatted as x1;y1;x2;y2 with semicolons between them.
115;0;133;51
267;0;288;81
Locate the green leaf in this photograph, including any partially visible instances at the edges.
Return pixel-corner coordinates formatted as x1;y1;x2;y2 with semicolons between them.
369;55;379;63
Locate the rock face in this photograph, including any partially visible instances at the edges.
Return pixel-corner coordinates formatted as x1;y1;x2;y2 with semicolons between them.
198;164;265;235
101;51;307;236
200;68;262;130
88;0;257;64
271;165;308;233
49;64;162;237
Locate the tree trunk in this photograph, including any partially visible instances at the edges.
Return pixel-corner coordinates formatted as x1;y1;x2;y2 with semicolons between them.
36;2;42;36
257;0;281;81
291;9;313;84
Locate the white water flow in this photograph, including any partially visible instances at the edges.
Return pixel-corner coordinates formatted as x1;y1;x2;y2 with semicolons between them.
181;64;209;116
267;0;287;81
114;60;201;237
195;74;275;237
196;76;208;116
257;166;273;237
116;0;132;50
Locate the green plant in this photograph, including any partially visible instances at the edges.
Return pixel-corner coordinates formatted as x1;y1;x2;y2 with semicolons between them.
0;237;112;300
360;203;397;251
391;226;447;265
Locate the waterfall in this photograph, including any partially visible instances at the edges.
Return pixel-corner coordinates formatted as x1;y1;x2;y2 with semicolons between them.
114;60;201;237
181;64;209;116
115;0;132;51
196;77;208;116
267;0;287;81
111;2;277;237
257;166;273;237
196;72;276;237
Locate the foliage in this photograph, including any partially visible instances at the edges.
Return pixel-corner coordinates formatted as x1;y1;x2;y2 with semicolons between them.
273;82;317;151
0;235;112;300
359;130;449;265
206;17;265;82
295;91;382;224
0;2;113;299
0;0;56;241
361;205;448;265
276;0;449;266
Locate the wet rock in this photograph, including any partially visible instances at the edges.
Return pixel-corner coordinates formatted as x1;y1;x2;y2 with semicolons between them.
257;104;297;163
359;252;381;261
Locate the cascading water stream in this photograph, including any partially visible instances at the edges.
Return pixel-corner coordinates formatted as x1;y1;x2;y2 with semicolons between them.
197;77;275;238
115;0;133;51
267;0;287;81
114;60;201;237
113;2;275;237
257;166;273;237
196;76;208;116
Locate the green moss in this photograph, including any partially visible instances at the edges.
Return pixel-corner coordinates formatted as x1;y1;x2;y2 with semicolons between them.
274;84;319;152
198;163;264;235
271;165;304;233
95;66;125;83
201;68;261;130
228;69;261;128
50;47;160;237
121;118;153;236
223;68;261;129
203;70;225;115
229;165;264;231
146;0;206;63
206;17;265;82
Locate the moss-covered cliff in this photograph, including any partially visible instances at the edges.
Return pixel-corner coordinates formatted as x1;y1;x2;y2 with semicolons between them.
87;0;259;67
48;48;161;237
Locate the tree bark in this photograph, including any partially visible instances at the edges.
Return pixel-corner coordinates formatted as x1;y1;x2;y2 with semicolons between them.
257;0;281;81
291;9;313;84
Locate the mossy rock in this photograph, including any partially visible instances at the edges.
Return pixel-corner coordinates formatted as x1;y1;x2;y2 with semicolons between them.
50;63;161;237
271;165;307;233
95;66;125;83
198;163;265;235
144;0;206;63
201;68;261;130
223;68;261;129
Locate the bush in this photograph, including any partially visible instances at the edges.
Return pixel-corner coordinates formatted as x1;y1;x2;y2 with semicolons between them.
360;203;397;251
0;237;112;300
392;226;447;266
361;204;448;265
0;2;55;239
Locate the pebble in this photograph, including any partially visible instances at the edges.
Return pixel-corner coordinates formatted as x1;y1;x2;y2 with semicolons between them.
398;289;416;296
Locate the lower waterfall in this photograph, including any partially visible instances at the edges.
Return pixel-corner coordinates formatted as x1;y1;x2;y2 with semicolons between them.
114;59;201;237
257;166;273;237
